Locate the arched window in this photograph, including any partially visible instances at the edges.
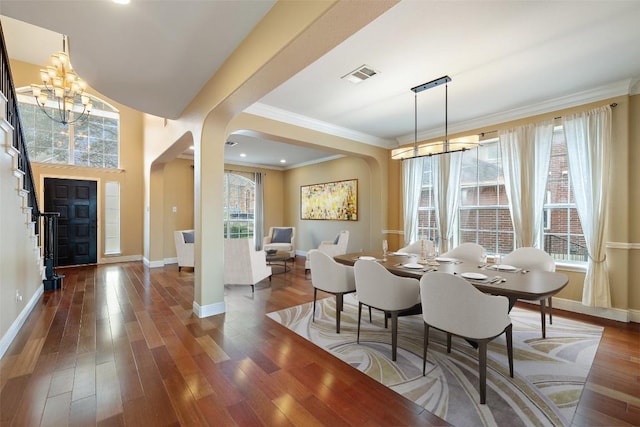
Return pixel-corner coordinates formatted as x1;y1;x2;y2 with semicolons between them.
16;88;120;168
223;173;255;238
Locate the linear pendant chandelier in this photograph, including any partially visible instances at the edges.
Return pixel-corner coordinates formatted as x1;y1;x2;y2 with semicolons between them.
31;35;92;126
391;75;478;160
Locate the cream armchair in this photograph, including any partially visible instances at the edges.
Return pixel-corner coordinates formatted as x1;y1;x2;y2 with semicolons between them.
224;239;272;292
305;230;349;274
263;227;296;259
174;230;194;272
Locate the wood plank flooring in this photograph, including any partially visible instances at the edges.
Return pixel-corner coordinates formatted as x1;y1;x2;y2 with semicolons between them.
1;258;638;426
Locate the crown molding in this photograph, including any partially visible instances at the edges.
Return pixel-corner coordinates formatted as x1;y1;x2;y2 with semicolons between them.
244;103;394;148
396;78;637;145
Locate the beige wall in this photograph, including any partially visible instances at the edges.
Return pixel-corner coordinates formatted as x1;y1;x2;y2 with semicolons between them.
163;158;194;259
285;156;372;254
9;59;145;262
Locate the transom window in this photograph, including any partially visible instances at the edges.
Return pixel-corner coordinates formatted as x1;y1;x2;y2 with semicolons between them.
17;89;119;168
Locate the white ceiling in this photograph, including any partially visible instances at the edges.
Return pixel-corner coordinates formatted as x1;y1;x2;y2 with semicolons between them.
3;1;640;169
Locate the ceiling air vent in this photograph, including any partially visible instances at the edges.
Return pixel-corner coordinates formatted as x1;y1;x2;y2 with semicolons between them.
225;141;238;147
341;65;379;84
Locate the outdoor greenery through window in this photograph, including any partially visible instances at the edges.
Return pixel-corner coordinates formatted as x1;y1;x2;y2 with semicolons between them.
417;131;586;263
223;173;255;239
17;89;119;168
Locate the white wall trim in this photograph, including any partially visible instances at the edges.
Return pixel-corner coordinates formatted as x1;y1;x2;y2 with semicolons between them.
143;257;166;268
551;297;632;323
193;301;225;318
164;257;178;265
606;241;640;250
0;285;44;359
398;78;635;144
382;229;403;235
99;254;142;264
244;103;394;148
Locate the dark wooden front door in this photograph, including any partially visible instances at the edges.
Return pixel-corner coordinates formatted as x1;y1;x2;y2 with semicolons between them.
44;178;98;266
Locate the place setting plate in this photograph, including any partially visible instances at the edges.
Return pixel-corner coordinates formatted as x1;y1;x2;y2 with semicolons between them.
494;264;518;271
357;256;377;261
402;262;424;269
460;272;488;280
435;257;459;263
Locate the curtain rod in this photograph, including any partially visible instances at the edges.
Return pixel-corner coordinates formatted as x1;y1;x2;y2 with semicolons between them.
478;102;618;137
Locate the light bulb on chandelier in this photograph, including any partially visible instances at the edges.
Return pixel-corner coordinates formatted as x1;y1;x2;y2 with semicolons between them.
31;35;92;126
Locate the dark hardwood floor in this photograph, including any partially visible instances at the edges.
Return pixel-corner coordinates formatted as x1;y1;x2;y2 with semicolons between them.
1;257;638;426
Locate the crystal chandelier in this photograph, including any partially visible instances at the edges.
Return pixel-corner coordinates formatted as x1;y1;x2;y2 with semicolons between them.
31;35;92;125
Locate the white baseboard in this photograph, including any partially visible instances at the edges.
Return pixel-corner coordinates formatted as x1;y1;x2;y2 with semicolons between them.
164;257;178;265
551;297;633;323
143;257;166;268
99;254;142;264
0;285;44;359
193;300;225;318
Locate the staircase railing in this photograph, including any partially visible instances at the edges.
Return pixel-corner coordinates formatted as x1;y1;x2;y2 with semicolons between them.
0;21;41;235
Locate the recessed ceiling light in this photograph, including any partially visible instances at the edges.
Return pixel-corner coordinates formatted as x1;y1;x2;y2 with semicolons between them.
240;153;246;158
280;159;286;163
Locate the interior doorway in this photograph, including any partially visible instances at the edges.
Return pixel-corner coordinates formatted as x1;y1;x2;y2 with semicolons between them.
43;178;98;266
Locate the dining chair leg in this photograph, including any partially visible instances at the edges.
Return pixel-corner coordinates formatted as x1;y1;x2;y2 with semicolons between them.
357;302;362;344
540;299;546;339
384;312;388;329
422;323;429;376
506;324;514;377
335;293;343;334
391;311;399;361
446;333;452;353
369;306;372;323
479;340;488;404
548;297;553;324
312;288;318;323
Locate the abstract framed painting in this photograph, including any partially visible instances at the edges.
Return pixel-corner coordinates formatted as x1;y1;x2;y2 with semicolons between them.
300;179;357;221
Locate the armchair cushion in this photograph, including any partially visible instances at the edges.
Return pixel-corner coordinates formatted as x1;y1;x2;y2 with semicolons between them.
182;231;195;243
272;227;293;243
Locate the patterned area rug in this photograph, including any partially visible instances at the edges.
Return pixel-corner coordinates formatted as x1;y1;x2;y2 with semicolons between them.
267;294;602;427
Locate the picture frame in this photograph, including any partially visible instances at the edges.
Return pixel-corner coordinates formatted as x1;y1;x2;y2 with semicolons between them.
300;179;358;221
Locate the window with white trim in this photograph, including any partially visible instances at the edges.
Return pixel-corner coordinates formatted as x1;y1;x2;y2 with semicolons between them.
223;173;255;239
458;141;514;255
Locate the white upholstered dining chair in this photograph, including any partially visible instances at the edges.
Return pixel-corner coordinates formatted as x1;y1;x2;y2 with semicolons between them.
397;239;433;255
502;247;556;338
308;249;356;333
440;242;486;263
419;272;513;404
354;259;421;361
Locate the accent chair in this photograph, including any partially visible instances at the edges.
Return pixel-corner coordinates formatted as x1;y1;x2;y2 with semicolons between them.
263;227;296;260
223;238;272;292
174;229;194;272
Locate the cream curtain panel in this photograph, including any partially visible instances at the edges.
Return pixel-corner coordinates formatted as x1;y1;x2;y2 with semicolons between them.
499;120;554;248
563;105;612;308
433;152;462;253
402;157;424;246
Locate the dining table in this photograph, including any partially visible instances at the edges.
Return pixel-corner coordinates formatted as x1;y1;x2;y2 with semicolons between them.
334;251;569;328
